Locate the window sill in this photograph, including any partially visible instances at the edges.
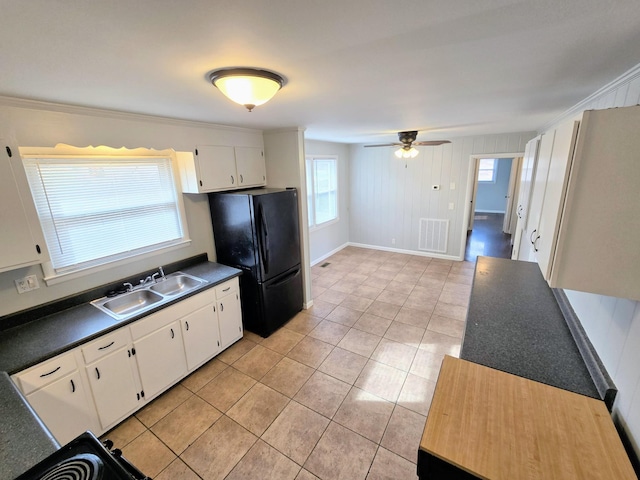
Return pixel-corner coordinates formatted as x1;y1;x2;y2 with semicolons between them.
42;239;192;286
309;217;339;232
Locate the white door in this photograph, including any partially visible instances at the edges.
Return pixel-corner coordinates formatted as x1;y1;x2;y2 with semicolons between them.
218;292;243;349
181;304;221;371
195;145;237;191
503;157;523;235
86;347;140;429
235;146;266;187
27;371;97;444
134;321;187;400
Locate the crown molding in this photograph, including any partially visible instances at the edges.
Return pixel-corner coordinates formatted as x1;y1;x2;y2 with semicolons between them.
0;95;263;134
539;63;640;133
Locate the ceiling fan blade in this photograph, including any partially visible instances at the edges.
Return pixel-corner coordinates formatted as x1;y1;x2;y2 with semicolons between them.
413;140;451;146
364;143;401;148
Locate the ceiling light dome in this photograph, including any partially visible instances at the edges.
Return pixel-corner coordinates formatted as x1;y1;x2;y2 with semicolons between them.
208;68;285;112
395;147;419;159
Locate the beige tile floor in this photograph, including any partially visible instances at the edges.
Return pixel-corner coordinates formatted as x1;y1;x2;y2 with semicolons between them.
103;246;475;480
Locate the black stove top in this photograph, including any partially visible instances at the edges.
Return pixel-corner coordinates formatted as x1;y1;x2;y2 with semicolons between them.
16;432;149;480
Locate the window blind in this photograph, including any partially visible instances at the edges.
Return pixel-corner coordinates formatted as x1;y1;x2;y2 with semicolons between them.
23;156;184;274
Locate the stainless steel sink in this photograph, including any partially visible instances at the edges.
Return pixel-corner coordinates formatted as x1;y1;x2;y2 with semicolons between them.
149;273;204;296
91;271;208;321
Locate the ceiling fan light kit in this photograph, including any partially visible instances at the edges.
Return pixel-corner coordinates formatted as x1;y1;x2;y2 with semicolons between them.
208;67;285;112
365;131;451;159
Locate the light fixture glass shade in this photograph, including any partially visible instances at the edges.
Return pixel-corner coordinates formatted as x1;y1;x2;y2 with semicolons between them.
395;147;419;159
209;68;284;111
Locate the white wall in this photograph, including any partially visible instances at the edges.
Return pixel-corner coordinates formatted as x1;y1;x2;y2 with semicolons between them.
304;140;350;264
348;133;534;259
0;97;263;318
547;64;640;457
263;128;313;308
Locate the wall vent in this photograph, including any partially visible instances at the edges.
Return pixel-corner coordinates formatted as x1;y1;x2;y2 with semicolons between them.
418;218;449;253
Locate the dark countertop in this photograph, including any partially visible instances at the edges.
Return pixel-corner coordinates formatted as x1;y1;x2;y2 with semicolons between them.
0;372;59;480
0;255;241;480
460;256;600;399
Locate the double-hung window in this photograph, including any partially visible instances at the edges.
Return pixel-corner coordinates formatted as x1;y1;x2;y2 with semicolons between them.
306;155;338;229
478;158;497;182
22;147;190;282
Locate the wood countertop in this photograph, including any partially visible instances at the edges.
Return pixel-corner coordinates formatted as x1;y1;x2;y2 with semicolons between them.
419;356;635;479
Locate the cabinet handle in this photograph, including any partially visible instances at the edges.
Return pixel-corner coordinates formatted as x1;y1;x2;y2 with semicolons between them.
39;366;61;378
70;379;75;393
231;175;235;184
530;229;537;244
213;305;216;312
36;244;42;254
222;286;230;292
95;367;101;380
170;328;175;339
533;234;540;252
137;392;140;401
185;321;190;331
98;341;115;351
220;303;224;312
240;174;244;183
217;340;220;347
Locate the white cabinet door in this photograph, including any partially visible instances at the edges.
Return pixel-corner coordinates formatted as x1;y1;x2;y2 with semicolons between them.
517;136;540;229
26;370;97;444
525;131;554;253
134;321;187;400
86;347;140;430
181;303;221;371
535;120;579;278
0;138;48;273
195;145;237;191
218;291;243;349
235;146;266;188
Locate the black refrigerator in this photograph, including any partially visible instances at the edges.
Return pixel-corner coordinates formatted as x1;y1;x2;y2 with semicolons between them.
208;188;303;337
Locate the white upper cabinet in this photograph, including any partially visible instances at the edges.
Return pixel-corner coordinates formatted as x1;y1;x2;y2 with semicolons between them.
528;105;640;301
178;144;266;194
0;137;49;272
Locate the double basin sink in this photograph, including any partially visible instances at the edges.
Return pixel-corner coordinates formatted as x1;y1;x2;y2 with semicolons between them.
91;272;207;321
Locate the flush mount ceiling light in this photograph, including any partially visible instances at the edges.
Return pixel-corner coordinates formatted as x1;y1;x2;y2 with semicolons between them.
208;68;285;112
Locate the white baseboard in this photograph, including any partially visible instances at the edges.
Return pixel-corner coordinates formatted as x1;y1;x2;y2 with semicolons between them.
347;242;462;261
303;300;314;309
310;242;349;266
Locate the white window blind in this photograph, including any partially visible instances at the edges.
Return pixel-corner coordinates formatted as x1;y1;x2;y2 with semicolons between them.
306;156;338;228
23;155;185;275
478;158;497;182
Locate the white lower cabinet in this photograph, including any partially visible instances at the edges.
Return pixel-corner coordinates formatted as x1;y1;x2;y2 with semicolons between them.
14;350;99;445
182;304;221;370
13;277;243;440
86;346;141;430
218;290;242;349
133;321;187;401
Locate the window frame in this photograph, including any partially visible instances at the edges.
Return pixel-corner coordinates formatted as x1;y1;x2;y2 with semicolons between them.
477;158;498;183
20;146;191;285
306;155;339;231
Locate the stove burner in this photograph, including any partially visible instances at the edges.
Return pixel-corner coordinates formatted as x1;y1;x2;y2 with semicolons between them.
40;453;103;480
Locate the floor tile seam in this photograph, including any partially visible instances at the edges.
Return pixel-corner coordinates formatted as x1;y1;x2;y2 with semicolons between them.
377;404;422;465
350;319;393;338
180;362;230;394
193;366;257;412
370;342;419;373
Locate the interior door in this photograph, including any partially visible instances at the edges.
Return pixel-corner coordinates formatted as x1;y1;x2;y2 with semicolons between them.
253;190;301;282
503;157;523;234
468;159;480;231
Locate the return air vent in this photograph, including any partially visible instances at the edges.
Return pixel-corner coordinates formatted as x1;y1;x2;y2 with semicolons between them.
418;218;449;253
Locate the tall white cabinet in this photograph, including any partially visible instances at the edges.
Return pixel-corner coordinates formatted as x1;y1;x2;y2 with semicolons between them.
522;105;640;301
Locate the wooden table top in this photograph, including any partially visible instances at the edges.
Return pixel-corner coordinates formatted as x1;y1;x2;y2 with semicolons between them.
420;356;635;479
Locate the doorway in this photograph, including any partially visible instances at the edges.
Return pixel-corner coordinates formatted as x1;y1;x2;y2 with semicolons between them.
463;154;523;261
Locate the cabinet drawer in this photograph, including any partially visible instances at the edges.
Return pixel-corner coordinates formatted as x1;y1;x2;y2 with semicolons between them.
15;351;78;395
215;278;238;298
82;328;132;364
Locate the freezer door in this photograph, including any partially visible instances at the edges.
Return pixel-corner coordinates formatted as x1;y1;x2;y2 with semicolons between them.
260;265;303;336
253;189;301;282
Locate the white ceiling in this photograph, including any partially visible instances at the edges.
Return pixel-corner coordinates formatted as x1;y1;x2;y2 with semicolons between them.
2;0;640;144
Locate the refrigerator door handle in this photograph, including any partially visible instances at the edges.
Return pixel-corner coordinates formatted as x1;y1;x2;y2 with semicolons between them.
267;267;300;289
258;203;270;274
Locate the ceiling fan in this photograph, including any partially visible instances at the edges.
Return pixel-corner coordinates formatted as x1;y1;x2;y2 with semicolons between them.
364;131;451;158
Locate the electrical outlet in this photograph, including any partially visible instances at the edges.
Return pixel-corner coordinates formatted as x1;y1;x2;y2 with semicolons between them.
15;275;39;294
391;238;396;245
449;203;455;210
